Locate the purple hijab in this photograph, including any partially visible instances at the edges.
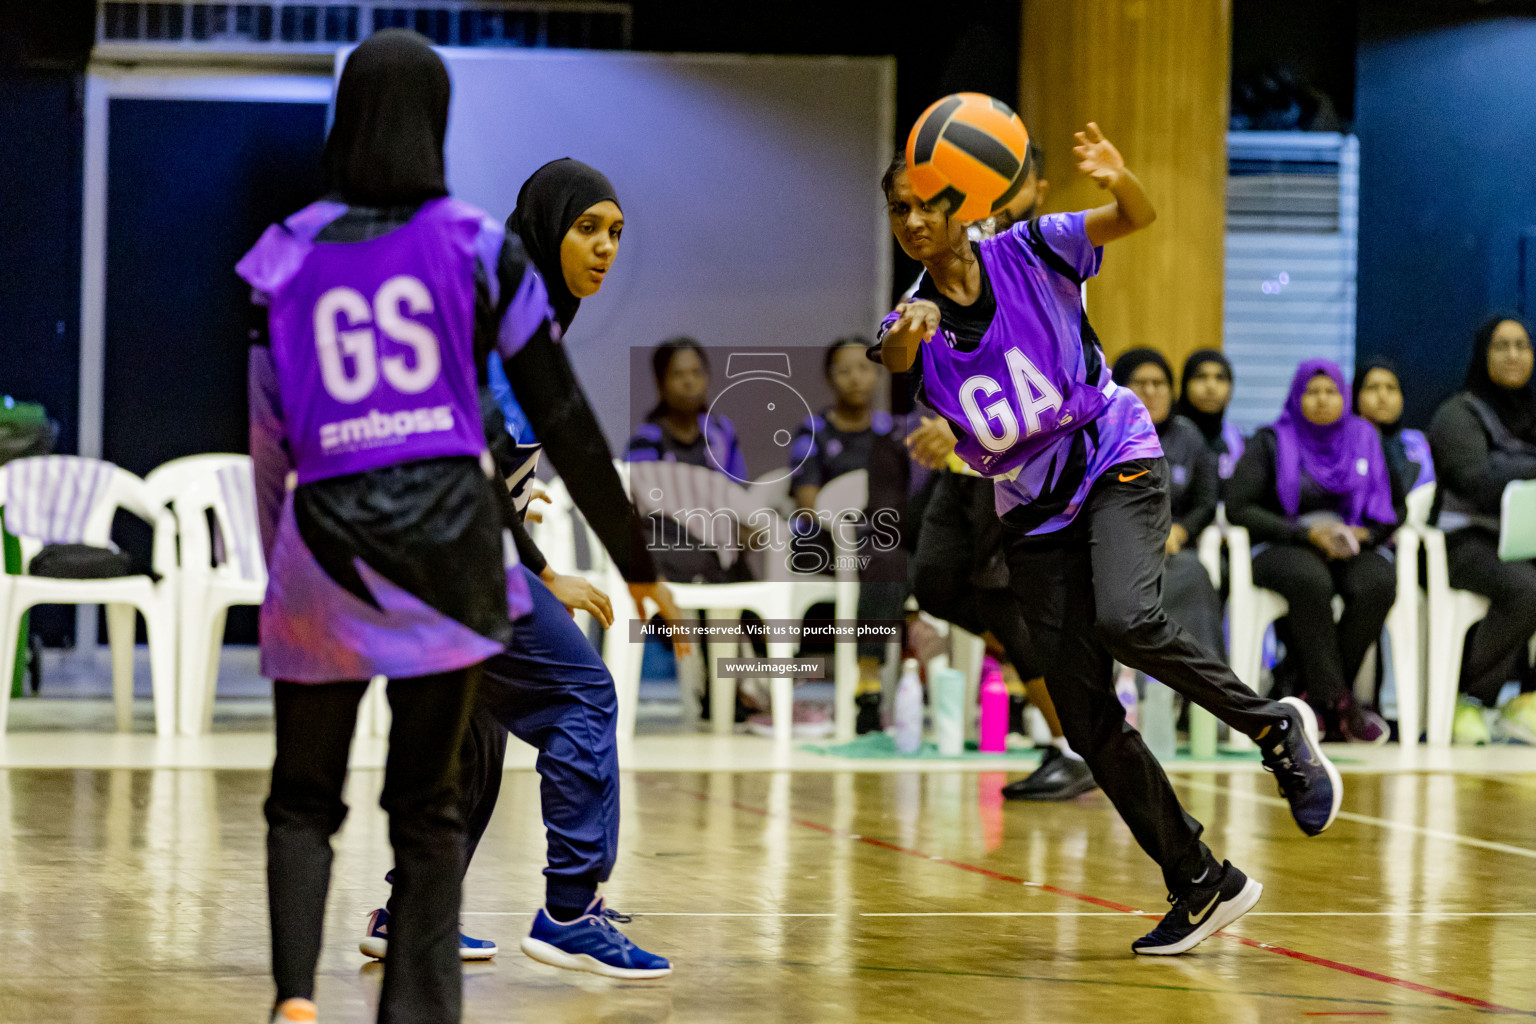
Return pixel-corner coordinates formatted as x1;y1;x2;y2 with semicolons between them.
1272;359;1396;526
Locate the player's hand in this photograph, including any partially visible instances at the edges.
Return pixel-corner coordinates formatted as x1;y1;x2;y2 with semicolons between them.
523;486;552;524
1074;122;1125;189
1165;523;1188;556
544;572;613;628
905;415;958;469
629;581;693;655
890;299;942;343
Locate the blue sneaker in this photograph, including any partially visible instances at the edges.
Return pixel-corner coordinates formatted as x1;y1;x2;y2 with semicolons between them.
1132;860;1263;955
359;907;498;961
520;897;672;979
1260;696;1343;836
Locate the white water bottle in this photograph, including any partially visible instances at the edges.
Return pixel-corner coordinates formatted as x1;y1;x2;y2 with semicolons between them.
931;666;966;757
894;658;924;755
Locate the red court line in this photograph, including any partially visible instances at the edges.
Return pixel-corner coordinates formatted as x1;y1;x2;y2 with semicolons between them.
677;786;1526;1015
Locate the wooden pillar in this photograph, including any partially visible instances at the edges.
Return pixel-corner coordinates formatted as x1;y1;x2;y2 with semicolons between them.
1019;0;1231;372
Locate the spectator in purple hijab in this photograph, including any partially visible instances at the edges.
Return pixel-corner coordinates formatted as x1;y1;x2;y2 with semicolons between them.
1227;360;1400;743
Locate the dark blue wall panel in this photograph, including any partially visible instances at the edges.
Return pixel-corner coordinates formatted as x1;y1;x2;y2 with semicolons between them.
0;75;83;451
1356;16;1536;426
103;98;325;476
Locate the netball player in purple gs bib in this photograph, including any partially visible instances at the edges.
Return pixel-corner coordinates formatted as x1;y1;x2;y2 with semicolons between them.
875;122;1341;956
236;32;586;1024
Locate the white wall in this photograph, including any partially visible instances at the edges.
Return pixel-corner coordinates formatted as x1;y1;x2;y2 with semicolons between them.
432;49;895;447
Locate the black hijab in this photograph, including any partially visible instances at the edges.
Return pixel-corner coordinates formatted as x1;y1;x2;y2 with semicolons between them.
1175;348;1234;445
321;30;450;208
1112;348;1174;426
1351;357;1404;435
508;158;621;333
1465;315;1536;443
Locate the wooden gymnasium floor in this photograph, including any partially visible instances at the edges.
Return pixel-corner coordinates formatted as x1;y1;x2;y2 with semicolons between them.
2;735;1535;1022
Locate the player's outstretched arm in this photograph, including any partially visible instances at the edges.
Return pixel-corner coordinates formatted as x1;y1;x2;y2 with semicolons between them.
878;299;942;372
502;330;658;585
1076;122;1156;247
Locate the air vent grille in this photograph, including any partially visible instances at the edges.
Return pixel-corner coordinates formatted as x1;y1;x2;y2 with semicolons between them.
97;1;630;53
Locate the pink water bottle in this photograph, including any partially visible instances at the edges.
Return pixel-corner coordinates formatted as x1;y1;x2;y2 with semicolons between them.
978;657;1008;753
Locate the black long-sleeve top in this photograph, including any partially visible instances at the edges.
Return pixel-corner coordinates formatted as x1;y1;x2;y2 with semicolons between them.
1428;392;1536;523
1226;427;1398;547
1158;414;1219;539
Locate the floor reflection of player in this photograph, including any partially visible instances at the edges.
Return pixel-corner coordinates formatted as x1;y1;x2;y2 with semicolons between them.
899;144;1095;800
877;122;1341;955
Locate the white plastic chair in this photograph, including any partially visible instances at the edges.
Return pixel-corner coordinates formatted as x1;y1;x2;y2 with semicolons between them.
623;460;836;744
144;453;251;717
1221;525;1288;753
0;456;177;734
144;453;251;512
1181;522;1226;754
171;461;267;735
1421;529;1489;746
1228;490;1427;746
1386;483;1435;745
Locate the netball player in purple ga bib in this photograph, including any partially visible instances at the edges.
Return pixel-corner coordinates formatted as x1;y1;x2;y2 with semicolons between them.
874;122;1342;956
238;32;569;1023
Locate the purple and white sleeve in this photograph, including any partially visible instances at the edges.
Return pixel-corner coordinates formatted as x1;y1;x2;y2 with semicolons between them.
1034;211;1103;280
498;268;557;360
247;344;291;560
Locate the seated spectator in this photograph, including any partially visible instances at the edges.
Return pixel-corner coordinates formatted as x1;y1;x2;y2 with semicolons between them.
1354;358;1435;503
1227;359;1398;743
1429;316;1536;745
788;337;908;732
626;337;771;729
626;337;749;583
1176;349;1246;483
1113;349;1225;661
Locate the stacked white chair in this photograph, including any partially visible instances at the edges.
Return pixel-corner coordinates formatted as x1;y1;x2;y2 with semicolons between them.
0;456;177;734
622;459;836;744
171;461;268;736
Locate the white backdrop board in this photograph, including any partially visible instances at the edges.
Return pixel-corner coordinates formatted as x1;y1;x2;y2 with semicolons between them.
385;49;895;447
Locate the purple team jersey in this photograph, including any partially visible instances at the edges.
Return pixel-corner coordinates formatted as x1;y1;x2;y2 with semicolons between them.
241;199;551;682
882;212;1162;534
238;197;492;483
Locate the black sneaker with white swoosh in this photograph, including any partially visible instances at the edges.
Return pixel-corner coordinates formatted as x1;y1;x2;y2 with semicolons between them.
1131;861;1263;956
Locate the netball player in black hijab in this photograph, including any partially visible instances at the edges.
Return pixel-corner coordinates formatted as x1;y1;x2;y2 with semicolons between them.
1429;315;1536;743
252;31;515;1024
321;28;449;206
509;157;621;331
363;158;674;980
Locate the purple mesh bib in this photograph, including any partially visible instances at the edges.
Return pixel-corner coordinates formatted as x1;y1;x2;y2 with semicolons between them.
913;236;1111;479
238;198;489;483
